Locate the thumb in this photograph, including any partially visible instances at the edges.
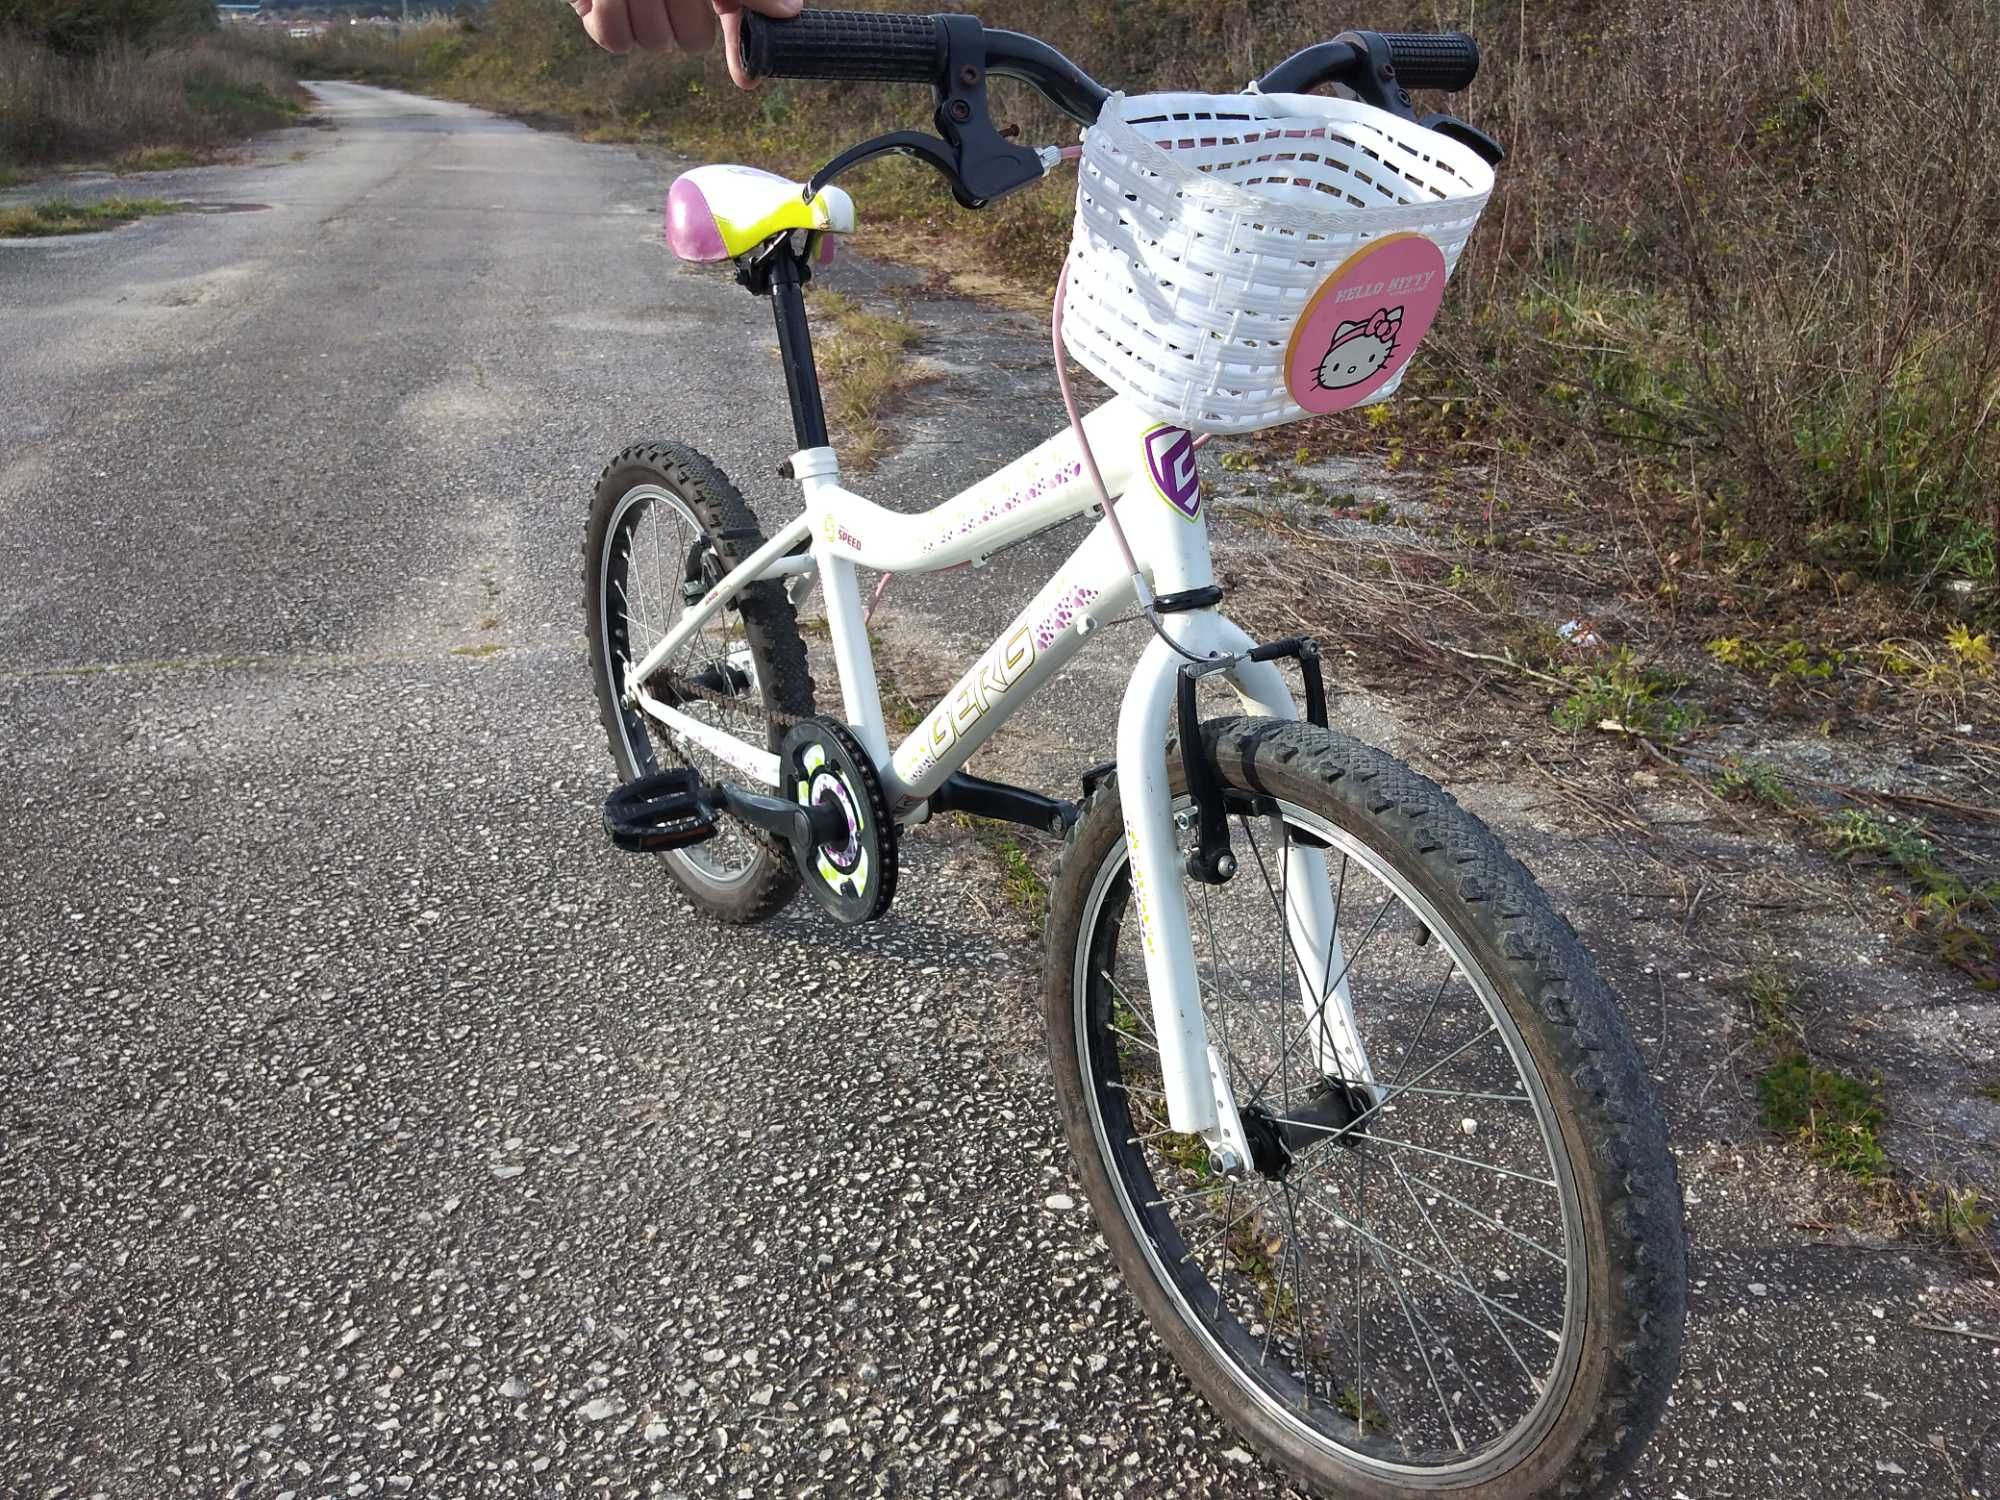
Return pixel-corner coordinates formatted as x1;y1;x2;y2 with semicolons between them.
712;2;802;89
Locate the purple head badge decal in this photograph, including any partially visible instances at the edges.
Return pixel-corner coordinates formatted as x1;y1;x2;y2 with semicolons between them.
1145;425;1200;520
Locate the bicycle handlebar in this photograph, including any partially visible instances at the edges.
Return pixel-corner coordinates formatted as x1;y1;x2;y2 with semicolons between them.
739;10;1495;210
740;9;1479;121
740;8;944;85
1376;32;1481;92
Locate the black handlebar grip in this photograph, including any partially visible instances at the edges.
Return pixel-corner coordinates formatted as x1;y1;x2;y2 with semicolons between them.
1380;31;1480;92
740;9;948;85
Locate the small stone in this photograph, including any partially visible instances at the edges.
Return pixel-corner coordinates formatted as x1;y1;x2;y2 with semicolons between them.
823;1416;850;1437
577;1396;626;1421
749;1386;775;1407
643;1421;671;1445
1460;1118;1478;1136
492;1165;525;1180
1221;1447;1254;1465
1043;1193;1075;1211
1748;1283;1768;1297
500;1376;530;1399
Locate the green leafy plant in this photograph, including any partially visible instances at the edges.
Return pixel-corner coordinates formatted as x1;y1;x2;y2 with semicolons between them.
1554;648;1696;737
1756;1054;1887;1180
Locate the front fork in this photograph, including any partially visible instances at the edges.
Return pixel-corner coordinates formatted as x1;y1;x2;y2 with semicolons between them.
1113;614;1378;1168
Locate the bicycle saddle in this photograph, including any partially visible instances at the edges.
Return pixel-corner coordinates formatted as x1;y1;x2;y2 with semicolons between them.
664;164;856;263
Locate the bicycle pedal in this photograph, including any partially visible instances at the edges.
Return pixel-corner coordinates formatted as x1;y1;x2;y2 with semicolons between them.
603;768;719;853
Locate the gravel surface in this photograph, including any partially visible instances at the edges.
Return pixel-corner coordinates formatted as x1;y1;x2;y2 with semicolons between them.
3;83;1995;1498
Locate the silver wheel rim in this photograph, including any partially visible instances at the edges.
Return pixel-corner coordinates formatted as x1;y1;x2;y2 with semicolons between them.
1071;794;1588;1484
599;483;768;892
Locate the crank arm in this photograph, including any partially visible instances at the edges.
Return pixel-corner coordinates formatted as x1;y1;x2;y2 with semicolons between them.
714;782;849;853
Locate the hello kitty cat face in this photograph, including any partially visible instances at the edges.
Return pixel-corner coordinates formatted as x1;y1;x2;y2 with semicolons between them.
1315;305;1403;391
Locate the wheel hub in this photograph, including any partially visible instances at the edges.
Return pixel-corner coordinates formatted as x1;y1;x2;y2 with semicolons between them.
1241;1080;1371;1179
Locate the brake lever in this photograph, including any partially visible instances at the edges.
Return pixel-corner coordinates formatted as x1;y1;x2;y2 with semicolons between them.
1420;113;1506;166
802;14;1049;210
807;131;964;201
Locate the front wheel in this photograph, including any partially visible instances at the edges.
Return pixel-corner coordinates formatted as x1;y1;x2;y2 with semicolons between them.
1041;718;1685;1499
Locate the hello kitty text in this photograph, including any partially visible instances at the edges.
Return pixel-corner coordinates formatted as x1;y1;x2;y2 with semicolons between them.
1331;268;1438;305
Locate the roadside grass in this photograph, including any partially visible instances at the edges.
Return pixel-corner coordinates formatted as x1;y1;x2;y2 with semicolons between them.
811;291;924;472
0;196;182;236
182;75;303;123
116;144;201;172
1823;810;2000;992
964;824;1049;928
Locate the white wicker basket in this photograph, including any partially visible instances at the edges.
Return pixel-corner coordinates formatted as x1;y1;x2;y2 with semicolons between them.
1062;90;1495;434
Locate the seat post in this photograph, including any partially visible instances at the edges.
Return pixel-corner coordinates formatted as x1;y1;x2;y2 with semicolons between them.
761;243;830;452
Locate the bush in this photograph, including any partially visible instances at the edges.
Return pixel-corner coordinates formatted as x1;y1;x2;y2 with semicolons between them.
1446;0;2000;583
0;0;214;54
0;36;304;166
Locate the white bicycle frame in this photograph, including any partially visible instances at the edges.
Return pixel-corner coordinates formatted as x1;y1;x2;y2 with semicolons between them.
622;394;1375;1160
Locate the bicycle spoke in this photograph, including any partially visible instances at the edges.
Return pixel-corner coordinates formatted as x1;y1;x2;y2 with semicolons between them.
1397;1168;1567;1266
1100;969;1158;1042
1244;891;1395;1104
1338;1132;1556;1189
1283;1179;1312;1412
1145;1182;1232;1210
1279;1024;1503;1173
1385;949;1460;1094
1390;1085;1533;1105
1296;1190;1564;1345
1386;1152;1540;1404
1108;1024;1159;1056
1358;1227;1466;1453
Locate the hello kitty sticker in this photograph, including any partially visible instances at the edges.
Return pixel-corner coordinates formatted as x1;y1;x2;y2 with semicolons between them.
1283;233;1449;415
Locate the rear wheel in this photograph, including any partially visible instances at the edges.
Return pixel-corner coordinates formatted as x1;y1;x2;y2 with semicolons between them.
584;442;814;925
1041;717;1684;1499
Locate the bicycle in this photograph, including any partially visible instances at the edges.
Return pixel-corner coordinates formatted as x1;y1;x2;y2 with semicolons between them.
584;10;1687;1497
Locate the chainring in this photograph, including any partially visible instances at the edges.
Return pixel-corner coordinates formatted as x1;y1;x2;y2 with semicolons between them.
779;716;897;926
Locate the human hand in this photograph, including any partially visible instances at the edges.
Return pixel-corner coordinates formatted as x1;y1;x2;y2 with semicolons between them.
568;0;801;84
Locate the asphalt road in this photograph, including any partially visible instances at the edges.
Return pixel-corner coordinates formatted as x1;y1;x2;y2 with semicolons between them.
3;84;1994;1499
